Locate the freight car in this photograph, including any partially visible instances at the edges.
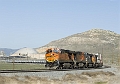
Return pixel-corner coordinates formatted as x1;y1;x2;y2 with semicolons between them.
45;48;103;69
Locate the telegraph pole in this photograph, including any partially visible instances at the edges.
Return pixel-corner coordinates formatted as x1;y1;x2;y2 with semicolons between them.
12;57;15;70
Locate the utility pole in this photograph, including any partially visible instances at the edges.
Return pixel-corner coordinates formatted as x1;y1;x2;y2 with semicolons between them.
12;57;15;70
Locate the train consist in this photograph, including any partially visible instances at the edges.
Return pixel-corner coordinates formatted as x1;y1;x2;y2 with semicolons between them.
45;48;103;69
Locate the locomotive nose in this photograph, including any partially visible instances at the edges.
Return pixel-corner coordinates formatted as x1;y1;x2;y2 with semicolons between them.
46;53;55;62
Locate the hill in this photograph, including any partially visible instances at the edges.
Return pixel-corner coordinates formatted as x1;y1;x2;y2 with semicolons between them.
0;48;18;56
36;29;120;64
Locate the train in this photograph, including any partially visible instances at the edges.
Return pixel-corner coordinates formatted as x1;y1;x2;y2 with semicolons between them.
45;48;103;69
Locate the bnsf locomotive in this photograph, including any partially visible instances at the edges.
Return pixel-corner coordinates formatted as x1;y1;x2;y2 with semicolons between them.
45;48;103;69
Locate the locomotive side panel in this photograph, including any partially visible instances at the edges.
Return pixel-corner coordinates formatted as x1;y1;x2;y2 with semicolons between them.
75;52;86;62
91;55;97;63
58;53;74;63
86;53;97;64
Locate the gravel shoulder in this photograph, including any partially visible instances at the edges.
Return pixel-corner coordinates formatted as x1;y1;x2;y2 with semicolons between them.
0;65;120;84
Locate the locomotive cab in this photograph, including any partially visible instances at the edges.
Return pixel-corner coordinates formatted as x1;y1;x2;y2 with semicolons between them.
45;48;60;68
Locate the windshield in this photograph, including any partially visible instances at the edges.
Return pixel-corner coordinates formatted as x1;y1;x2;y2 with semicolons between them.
53;49;59;53
46;49;52;54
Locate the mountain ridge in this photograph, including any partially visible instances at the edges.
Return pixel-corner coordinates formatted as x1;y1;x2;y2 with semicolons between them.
0;48;18;56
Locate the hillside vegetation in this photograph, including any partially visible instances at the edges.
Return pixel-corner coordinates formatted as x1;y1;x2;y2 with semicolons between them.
36;29;120;64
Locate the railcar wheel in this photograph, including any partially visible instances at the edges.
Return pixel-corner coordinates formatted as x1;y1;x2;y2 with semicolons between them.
82;63;86;68
75;63;79;69
56;67;59;69
56;63;63;69
86;64;88;68
93;63;97;68
83;63;88;68
69;64;75;69
57;66;63;69
98;63;103;67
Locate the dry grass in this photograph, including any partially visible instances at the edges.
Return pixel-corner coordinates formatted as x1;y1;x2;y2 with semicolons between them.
95;81;108;84
0;62;45;70
0;71;118;84
81;71;115;77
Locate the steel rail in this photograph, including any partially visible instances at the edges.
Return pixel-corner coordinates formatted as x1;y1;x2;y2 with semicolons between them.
0;65;111;73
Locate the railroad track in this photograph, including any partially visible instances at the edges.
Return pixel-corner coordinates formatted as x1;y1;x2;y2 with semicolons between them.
0;65;111;73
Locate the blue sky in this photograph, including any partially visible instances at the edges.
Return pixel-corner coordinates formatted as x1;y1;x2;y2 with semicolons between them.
0;0;119;49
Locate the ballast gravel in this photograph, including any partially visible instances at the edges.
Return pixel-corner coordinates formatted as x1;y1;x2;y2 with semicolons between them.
0;66;118;80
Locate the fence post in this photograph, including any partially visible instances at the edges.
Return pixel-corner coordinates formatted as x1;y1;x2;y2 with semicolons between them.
12;57;15;70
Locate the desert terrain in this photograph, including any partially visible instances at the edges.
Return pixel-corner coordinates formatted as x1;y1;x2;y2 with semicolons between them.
0;65;120;84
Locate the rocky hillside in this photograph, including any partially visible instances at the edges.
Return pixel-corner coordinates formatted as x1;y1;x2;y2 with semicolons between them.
36;29;120;63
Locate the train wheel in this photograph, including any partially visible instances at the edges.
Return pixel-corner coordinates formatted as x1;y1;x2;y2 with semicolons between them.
57;66;63;69
56;64;63;69
86;64;88;68
56;66;60;69
69;65;73;69
69;63;75;69
75;63;79;69
83;63;88;68
83;63;86;68
93;63;96;68
98;63;103;67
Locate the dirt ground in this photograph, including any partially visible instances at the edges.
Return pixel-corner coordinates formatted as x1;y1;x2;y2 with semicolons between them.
0;66;120;84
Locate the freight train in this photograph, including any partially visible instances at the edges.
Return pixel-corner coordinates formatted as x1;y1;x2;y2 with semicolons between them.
45;48;103;69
